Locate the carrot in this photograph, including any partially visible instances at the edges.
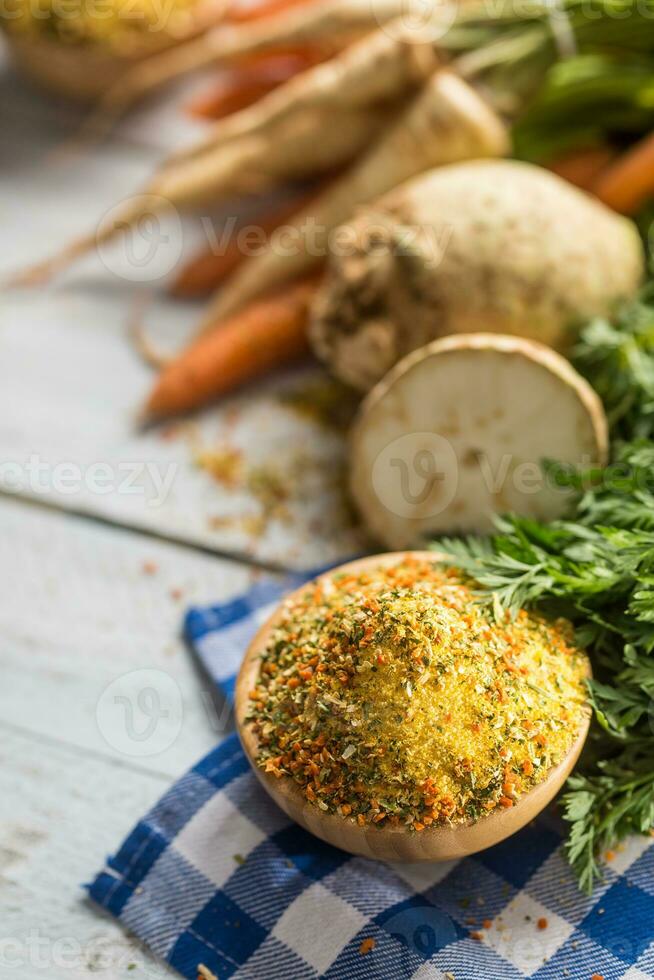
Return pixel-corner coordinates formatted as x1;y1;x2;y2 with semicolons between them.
186;50;325;120
548;145;615;191
143;274;321;419
9;21;419;286
169;22;428;167
170;188;320;297
77;0;399;134
228;0;316;23
592;132;654;214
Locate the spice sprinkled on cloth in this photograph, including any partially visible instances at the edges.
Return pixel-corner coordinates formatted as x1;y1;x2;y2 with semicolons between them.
247;556;589;829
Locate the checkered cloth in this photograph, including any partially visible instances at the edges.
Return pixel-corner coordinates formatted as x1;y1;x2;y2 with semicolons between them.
89;572;654;980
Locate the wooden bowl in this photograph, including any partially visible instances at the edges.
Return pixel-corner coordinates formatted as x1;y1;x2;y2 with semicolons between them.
235;551;591;862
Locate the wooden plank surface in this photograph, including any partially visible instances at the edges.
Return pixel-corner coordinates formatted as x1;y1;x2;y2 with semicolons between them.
0;494;260;978
0;44;366;571
0;34;364;979
1;727;180;979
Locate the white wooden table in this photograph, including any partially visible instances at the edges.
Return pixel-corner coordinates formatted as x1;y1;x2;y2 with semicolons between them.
0;41;364;978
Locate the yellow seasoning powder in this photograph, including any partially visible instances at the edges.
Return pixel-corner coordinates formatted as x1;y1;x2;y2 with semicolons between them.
247;556;590;829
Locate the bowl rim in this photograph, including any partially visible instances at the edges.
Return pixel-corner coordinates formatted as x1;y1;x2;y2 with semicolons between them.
235;551;591;860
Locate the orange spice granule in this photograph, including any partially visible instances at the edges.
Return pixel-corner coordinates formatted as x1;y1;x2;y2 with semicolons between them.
537;918;548;930
247;557;589;830
359;938;376;955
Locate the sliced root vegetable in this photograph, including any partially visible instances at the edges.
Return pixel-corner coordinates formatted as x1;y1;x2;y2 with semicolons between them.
310;159;645;391
142;273;320;420
349;333;609;548
592;131;654;215
197;69;509;330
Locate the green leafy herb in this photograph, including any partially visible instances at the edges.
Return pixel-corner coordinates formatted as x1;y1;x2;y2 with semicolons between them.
513;54;654;163
574;283;654;441
436;287;654;892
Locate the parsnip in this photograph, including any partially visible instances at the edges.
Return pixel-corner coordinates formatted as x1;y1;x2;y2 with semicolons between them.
197;69;509;330
84;0;405;123
349;333;609;547
10;66;504;291
171;19;439;166
9;105;388;287
11;17;425;287
311;159;645;389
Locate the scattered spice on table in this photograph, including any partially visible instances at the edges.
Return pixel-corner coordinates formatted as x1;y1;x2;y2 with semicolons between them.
246;556;589;829
195;446;244;490
198;438;359;543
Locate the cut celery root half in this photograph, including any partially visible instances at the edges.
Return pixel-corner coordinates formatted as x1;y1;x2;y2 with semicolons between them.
349;333;608;548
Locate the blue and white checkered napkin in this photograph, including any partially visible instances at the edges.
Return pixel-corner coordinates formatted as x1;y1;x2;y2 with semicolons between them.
89;572;654;980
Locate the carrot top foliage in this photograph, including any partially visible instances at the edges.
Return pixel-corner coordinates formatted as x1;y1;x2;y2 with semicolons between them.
437;286;654;892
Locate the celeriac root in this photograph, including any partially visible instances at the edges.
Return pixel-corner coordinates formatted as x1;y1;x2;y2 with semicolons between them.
310;160;645;389
196;69;509;331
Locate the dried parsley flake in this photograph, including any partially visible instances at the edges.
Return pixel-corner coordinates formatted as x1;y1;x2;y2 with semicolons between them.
246;557;589;830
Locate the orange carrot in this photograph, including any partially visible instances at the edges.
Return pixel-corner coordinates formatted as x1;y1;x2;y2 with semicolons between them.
187;51;323;120
228;0;313;23
170;188;320;297
548;145;615;190
144;274;321;419
592;132;654;214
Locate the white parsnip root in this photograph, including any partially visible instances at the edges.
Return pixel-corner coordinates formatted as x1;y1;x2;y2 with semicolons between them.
349;333;609;547
80;0;406;132
172;18;439;166
197;70;509;330
9;104;392;286
9;14;432;288
310;160;645;389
